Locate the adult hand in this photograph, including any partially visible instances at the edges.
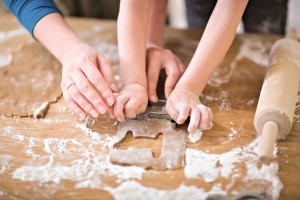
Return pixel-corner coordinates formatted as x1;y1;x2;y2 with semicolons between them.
60;43;117;119
166;88;213;133
146;47;185;102
113;83;148;121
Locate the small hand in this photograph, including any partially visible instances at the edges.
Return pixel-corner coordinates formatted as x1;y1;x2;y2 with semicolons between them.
60;43;117;119
166;88;213;133
114;83;148;121
146;47;185;102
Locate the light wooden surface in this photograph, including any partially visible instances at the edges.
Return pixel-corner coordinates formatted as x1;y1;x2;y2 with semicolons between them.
0;14;300;200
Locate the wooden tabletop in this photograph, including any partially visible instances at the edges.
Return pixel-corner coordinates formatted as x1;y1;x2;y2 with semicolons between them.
0;14;299;200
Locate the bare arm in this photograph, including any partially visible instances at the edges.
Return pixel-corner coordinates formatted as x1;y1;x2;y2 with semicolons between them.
176;0;249;95
113;0;151;121
166;0;249;133
118;0;150;87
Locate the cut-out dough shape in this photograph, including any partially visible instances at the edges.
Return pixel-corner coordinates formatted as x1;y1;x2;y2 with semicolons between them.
110;118;186;170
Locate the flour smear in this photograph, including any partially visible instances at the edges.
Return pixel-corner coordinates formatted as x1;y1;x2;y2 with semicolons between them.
0;120;283;200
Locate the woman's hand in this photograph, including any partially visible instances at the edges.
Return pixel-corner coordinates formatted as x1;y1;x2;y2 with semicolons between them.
60;43;117;119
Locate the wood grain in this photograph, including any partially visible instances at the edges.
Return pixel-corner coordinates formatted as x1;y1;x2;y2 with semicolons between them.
0;13;299;199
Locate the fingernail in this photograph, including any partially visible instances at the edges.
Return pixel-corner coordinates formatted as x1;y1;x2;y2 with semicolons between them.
98;106;107;114
106;96;115;106
110;83;118;92
79;112;86;119
150;95;158;102
90;109;98;118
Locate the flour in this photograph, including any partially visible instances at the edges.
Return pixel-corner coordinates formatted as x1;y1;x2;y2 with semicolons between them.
0;154;12;174
188;129;203;143
3;121;282;199
0;54;12;68
106;181;226;200
94;42;119;63
9;123;145;188
0;27;27;42
208;37;272;87
185;138;282;199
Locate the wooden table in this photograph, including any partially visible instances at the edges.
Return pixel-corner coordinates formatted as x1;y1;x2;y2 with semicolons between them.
0;14;299;200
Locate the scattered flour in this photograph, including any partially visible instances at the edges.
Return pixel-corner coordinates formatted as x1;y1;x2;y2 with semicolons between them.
188;129;203;143
0;27;27;42
1;122;283;199
106;181;226;200
7;123;145;189
94;42;119;62
0;154;12;174
0;54;12;68
184;138;282;199
208;37;272;87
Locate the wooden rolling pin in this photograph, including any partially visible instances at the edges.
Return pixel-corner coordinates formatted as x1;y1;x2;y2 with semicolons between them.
254;28;300;164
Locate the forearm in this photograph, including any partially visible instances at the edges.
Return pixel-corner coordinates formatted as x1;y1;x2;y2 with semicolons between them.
33;13;85;64
118;0;150;86
3;0;61;35
147;0;168;48
177;0;249;95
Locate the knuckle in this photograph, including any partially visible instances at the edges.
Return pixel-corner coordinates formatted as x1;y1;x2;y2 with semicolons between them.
169;69;181;77
89;75;102;85
78;83;90;93
165;49;173;56
150;49;161;58
69;89;81;99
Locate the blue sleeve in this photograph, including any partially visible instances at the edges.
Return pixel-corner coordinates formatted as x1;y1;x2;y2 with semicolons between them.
3;0;62;35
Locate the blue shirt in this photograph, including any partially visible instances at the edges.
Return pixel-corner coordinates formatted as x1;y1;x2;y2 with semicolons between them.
3;0;61;35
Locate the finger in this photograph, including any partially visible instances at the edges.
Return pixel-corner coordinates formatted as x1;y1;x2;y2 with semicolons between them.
166;102;179;121
67;80;100;118
81;60;115;107
107;106;115;119
177;104;190;125
97;54;118;97
114;95;130;121
124;98;139;118
135;102;147;116
197;105;211;129
62;84;86;119
146;56;161;102
71;70;107;114
164;59;181;98
188;108;201;133
174;55;186;74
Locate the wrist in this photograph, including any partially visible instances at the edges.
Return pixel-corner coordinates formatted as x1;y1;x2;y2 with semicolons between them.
175;77;203;97
58;40;89;65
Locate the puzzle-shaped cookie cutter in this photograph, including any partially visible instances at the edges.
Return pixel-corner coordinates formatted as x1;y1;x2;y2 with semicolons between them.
109;100;187;170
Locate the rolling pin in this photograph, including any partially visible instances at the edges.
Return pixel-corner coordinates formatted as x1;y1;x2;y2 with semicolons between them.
254;28;300;164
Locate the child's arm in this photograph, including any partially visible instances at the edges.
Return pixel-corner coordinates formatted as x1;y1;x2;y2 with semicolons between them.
146;0;185;102
114;0;151;121
167;0;249;133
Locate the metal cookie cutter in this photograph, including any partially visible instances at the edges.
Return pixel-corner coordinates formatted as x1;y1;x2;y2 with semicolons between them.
109;100;187;170
135;100;177;130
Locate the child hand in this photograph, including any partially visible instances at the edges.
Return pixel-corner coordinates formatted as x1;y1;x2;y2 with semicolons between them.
114;83;148;121
60;43;117;119
166;88;213;133
146;47;185;102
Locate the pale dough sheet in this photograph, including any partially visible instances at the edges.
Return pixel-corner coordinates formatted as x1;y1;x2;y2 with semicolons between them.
0;15;62;118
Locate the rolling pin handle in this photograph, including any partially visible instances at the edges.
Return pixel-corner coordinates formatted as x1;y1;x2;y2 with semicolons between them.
258;121;279;164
